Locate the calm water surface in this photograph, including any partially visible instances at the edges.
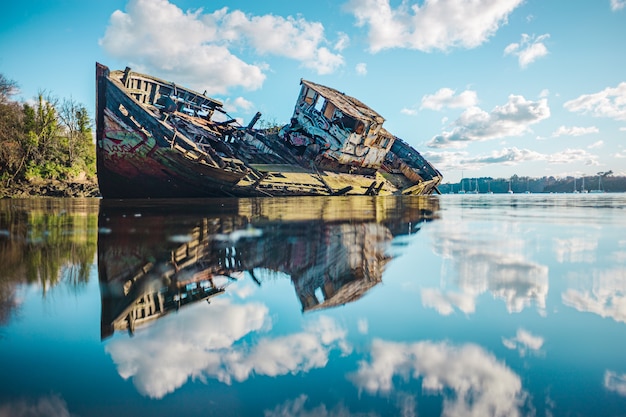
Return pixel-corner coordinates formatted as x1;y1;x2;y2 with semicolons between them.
1;194;625;417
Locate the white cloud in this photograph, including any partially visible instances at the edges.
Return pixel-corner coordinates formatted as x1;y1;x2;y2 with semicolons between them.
564;82;626;121
222;96;255;114
401;107;418;116
428;146;599;172
427;95;550;148
504;34;550;68
345;0;524;52
546;148;600;165
611;0;626;11
355;62;367;75
221;10;344;75
605;371;626;396
100;0;343;95
350;339;528;416
334;32;350;51
551;125;599;137
502;328;544;356
420;88;478;111
105;300;349;398
588;140;604;149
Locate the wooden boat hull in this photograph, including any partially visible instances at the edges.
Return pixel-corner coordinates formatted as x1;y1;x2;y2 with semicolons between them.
96;64;246;198
95;63;442;198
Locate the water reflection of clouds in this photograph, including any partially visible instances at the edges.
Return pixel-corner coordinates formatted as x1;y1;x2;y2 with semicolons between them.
562;269;626;324
421;288;476;315
265;394;377;417
425;224;548;314
552;237;598;263
350;339;528;417
0;394;70;417
105;299;349;399
502;328;544;357
605;371;626;396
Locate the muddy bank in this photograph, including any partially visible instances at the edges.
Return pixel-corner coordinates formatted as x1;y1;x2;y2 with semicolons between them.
0;179;101;198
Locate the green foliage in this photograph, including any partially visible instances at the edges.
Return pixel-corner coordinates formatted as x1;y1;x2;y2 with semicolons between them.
257;116;285;134
0;73;96;188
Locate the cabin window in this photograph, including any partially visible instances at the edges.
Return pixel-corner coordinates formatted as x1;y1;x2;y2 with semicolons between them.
314;96;325;113
323;102;336;120
354;121;364;135
340;115;358;131
381;136;390;148
304;87;316;104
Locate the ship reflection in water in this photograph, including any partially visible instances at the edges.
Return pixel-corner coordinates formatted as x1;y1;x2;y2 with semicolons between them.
98;196;438;339
4;195;626;417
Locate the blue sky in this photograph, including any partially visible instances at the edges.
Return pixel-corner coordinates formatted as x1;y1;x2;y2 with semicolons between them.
1;0;625;183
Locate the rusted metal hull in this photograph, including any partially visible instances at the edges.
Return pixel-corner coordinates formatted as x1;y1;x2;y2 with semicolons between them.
95;63;442;198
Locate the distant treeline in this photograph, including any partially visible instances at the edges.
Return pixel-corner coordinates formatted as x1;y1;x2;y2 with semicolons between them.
439;173;626;194
0;72;95;192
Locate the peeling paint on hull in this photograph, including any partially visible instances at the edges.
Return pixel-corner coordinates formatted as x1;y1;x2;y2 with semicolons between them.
95;63;442;199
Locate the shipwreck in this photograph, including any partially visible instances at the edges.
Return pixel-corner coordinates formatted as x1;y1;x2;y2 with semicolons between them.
95;63;442;198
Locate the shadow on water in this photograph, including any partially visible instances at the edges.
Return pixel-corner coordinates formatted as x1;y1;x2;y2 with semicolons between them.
97;195;440;339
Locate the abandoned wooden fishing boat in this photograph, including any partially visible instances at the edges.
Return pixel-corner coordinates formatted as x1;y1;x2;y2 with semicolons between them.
95;63;442;198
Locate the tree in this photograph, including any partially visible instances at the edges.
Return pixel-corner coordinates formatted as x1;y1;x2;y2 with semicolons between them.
58;97;95;173
1;72;95;189
0;73;18;104
20;94;56;179
0;74;26;185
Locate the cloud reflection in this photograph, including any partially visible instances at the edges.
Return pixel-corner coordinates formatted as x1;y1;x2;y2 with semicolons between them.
552;237;598;263
105;300;349;398
0;395;70;417
605;371;626;396
265;394;378;417
562;269;626;323
421;288;476;315
426;224;548;314
350;339;528;417
502;328;544;357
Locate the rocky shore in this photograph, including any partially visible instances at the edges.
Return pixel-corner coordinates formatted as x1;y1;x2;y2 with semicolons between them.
0;179;101;198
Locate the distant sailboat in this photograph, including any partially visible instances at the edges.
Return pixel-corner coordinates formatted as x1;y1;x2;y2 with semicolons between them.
469;178;479;194
589;173;605;193
508;178;513;194
458;173;466;194
573;177;579;193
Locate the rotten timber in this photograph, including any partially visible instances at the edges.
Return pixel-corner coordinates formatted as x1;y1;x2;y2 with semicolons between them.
95;63;442;198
